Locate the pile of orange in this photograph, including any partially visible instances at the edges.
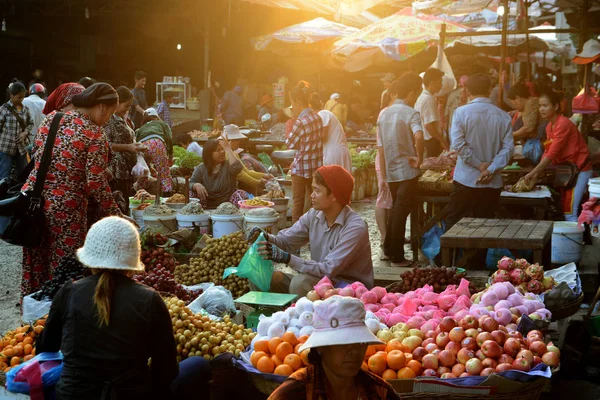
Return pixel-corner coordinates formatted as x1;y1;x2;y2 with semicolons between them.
0;318;46;373
250;332;310;376
362;340;422;381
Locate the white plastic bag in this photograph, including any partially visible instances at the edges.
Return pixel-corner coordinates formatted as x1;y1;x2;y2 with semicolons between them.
430;45;457;97
22;292;52;322
132;154;149;177
189;285;236;318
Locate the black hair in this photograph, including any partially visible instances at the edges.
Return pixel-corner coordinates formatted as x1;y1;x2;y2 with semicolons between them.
7;80;26;96
423;68;444;87
467;74;492;96
135;71;147;81
507;83;531;100
389;73;422;99
307;348;320;366
309;93;321;110
539;90;563;113
314;171;332;196
79;77;97;88
203;139;221;174
71;82;118;108
290;81;309;106
381;92;391;108
175;132;193;147
116;86;134;102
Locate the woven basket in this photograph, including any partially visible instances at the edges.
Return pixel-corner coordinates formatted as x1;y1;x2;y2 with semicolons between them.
549;293;584;321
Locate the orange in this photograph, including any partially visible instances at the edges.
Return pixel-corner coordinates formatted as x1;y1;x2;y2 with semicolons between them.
274;364;294;376
256;356;275;374
271;354;283;367
365;345;377;359
294;343;303;355
4;367;11;373
362;361;369;371
284;353;302;371
33;326;44;336
13;345;23;357
251;351;268;367
275;342;294;361
386;350;406;370
23;355;33;362
254;340;270;354
15;333;25;343
282;332;298;347
407;360;422;375
24;344;33;356
404;353;413;363
375;344;386;352
386;339;406;353
367;353;387;376
10;357;19;367
23;337;33;346
382;369;398;381
397;367;417;379
300;349;310;367
3;347;15;358
31;348;36;356
268;338;283;355
36;319;46;326
297;335;309;344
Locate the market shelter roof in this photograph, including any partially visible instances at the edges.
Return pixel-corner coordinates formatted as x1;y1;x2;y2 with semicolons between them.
331;8;468;72
251;18;360;55
239;0;389;15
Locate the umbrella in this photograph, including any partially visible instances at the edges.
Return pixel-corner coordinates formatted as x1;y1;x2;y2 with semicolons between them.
252;18;360;56
331;8;468;72
239;0;389;15
445;26;552;57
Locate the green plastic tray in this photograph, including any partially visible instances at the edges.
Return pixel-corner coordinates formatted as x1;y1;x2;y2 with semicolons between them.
235;291;297;307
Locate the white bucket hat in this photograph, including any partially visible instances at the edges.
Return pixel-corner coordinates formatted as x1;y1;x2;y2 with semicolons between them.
222;124;247;140
573;39;600;65
299;296;383;353
144;107;159;117
330;93;340;101
77;216;145;271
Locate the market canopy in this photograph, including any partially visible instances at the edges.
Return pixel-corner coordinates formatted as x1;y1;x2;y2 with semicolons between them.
251;18;360;56
239;0;389;15
331;8;468;72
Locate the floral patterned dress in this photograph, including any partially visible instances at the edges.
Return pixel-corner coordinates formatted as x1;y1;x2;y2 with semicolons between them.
21;111;121;296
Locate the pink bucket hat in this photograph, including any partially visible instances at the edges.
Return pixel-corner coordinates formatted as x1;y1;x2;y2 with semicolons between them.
299;296;383;353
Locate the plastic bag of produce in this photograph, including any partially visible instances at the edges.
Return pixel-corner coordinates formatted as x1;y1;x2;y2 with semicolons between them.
22;292;52;323
421;222;445;265
6;352;63;397
131;153;149;177
223;233;273;292
192;285;236;318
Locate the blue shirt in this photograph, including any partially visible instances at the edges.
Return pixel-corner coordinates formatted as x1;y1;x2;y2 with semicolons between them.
451;97;514;189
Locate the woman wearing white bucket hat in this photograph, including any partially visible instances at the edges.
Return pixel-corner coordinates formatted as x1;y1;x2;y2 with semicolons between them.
268;296;399;400
37;216;211;399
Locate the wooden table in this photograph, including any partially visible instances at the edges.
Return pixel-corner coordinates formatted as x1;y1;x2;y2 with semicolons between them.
440;218;553;267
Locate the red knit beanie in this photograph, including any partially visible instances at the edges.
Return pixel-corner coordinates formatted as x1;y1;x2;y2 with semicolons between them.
316;165;354;206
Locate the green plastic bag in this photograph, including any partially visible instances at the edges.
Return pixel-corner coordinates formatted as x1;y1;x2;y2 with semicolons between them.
223;233;273;292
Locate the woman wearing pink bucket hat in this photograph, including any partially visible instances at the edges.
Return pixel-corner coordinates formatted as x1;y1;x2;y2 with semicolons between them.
268;296;400;400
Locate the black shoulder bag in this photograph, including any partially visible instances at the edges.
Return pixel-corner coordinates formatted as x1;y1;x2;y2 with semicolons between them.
0;112;63;247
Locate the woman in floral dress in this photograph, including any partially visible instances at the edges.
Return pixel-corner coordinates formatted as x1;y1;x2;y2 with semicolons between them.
135;108;173;194
21;83;123;296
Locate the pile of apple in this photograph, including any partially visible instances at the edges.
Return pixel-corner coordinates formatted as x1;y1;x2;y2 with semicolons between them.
369;314;559;380
491;257;555;295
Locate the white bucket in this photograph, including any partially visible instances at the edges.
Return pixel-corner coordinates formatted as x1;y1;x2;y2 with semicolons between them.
271;198;290;231
551;221;584;264
177;213;210;234
210;214;244;238
589;177;600;199
244;214;280;235
131;209;145;229
143;214;177;234
277;179;293;217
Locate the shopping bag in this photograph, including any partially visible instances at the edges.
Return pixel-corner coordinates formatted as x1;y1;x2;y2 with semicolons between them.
223;233;273;292
131;153;149;177
428;45;457;97
522;139;544;165
6;352;63;399
22;292;52;323
572;87;600;114
421;222;445;265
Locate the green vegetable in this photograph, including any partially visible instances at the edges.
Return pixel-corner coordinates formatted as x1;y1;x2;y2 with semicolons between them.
180;152;203;170
350;145;376;171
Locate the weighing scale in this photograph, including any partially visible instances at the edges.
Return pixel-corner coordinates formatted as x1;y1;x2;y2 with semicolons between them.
235;292;298;330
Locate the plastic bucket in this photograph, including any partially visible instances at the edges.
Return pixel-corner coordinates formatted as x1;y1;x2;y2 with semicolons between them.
277;179;293;217
177;213;210;233
143;214;177;234
244;214;280;235
271;198;289;231
589;177;600;199
131;209;145;229
210;214;244;238
551;221;584;264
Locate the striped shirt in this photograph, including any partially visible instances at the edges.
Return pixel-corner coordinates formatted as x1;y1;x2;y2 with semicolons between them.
286;108;323;179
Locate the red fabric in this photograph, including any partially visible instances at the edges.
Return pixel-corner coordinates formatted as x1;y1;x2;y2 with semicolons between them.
543;115;591;171
317;165;354;206
43;83;85;114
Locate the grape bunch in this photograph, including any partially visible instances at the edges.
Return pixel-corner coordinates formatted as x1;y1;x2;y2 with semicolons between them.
133;267;200;304
32;256;87;301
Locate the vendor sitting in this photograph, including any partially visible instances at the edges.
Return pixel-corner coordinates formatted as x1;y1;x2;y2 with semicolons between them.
250;165;373;296
174;132;203;157
223;124;273;195
190;137;249;209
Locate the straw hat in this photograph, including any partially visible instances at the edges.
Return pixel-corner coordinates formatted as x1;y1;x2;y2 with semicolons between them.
573;39;600;65
77;216;144;271
222;124;247;140
299;296;383;353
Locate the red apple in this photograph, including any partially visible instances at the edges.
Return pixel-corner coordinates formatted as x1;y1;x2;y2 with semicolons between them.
529;341;547;357
511;314;519;323
481;340;503;358
452;363;466;376
476;332;493;348
512;358;531;372
527;336;543;348
496;363;513;372
481;367;495;376
465;358;483;375
491;330;507;345
465;328;479;338
422;354;439;370
498;354;514;364
422;338;435;347
503;338;522;358
508;331;524;341
440;316;458;332
478;315;490;327
425;343;439;354
437;366;451;376
481;318;499;333
482;357;498;369
457;348;475;364
541;351;560;367
546;345;560;356
475;349;486;361
461;337;478;351
431;349;441;356
532;356;543;366
459;372;471;377
425;330;436;339
436;332;451;348
422;369;438;377
441;372;457;379
527;330;543;339
437;350;456;367
459;315;479;330
445;341;461;356
449;327;466;343
498;325;508;334
516;349;533;364
413;347;428;362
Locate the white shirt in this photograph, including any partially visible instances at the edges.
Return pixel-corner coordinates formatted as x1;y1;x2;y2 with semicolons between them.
22;95;46;142
187;141;203;157
414;89;440;141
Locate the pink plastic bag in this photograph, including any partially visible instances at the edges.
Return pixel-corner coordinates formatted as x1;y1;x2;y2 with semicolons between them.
456;278;471;298
437;294;457;311
399;297;418;316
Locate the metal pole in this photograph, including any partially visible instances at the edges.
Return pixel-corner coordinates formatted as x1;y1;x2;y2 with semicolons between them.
204;14;210;89
524;0;531;81
440;23;447;49
498;0;509;105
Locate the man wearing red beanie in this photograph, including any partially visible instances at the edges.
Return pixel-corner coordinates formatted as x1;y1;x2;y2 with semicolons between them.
249;164;374;296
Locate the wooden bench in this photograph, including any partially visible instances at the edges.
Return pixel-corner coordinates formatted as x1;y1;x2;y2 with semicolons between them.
441;218;553;267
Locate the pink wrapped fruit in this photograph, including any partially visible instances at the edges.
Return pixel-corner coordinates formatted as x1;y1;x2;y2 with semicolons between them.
509;268;526;284
497;256;515;271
